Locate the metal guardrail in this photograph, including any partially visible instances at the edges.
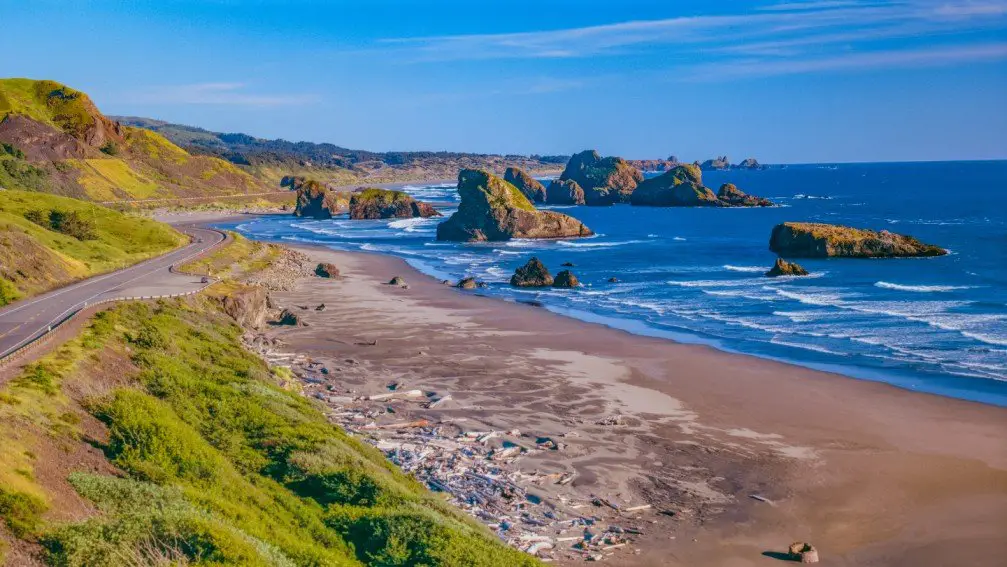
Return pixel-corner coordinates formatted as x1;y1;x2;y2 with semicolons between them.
0;228;228;368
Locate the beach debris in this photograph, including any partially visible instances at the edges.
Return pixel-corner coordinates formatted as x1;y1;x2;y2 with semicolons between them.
315;303;326;311
367;389;424;401
596;415;627;426
789;542;819;564
388;276;406;286
748;494;774;505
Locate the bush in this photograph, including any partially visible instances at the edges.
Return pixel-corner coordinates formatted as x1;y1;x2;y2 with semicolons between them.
0;278;21;307
1;142;24;159
99;141;119;156
0;159;48;191
0;488;47;538
23;208;47;227
48;209;97;241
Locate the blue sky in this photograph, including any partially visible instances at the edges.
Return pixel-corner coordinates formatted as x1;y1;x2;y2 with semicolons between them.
3;0;1007;163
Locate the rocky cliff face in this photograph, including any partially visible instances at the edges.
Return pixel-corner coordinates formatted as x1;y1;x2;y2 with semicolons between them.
503;167;547;203
220;285;269;329
557;150;643;206
293;181;350;219
348;188;441;219
769;222;947;258
436;169;593;242
546;179;586;205
717;183;774;207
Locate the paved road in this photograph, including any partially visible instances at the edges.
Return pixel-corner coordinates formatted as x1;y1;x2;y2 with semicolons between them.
0;224;225;359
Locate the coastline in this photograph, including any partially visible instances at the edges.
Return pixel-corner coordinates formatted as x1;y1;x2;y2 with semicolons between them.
256;243;1007;566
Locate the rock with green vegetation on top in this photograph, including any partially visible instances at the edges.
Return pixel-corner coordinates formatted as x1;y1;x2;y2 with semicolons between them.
630;165;718;206
436;169;593;242
510;257;553;287
349;188;441;219
717;183;773;207
556;149;643;205
769;222;947;258
552;270;579;288
503;167;547;203
766;257;809;277
546;178;586;205
293;180;350;219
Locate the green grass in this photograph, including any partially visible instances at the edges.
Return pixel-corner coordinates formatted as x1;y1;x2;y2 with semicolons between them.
63;158;162;200
177;232;282;281
0;298;540;566
0;190;186;304
0;79;96;138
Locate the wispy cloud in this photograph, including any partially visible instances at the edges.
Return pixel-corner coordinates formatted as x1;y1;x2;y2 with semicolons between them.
122;83;318;106
377;0;1007;81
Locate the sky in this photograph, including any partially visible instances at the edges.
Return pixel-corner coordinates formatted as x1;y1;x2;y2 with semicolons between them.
3;0;1007;163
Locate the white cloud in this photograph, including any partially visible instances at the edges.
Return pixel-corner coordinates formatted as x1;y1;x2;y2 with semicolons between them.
123;83;319;106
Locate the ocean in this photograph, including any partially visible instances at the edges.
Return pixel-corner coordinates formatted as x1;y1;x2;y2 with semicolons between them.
220;161;1007;406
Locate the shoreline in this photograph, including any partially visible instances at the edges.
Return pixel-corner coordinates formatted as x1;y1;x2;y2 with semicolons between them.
255;243;1006;566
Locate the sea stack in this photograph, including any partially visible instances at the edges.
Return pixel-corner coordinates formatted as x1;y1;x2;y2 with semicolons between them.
349;188;440;219
553;270;579;288
436;169;593;242
769;222;947;258
631;165;774;207
766;258;809;277
545;178;586;205
503;167;547;203
510;257;553;287
293;180;350;219
554;149;643;205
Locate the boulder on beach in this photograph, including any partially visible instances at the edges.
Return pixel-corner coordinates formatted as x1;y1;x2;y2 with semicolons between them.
349;188;441;219
388;276;406;286
314;262;339;278
276;308;301;326
293;180;350;219
788;542;819;564
546;178;586;205
553;270;579;288
436;169;593;242
456;277;479;289
630;165;718;207
510;257;554;287
769;222;947;258
717;183;774;207
766;257;809;277
556;149;643;205
504;167;547;203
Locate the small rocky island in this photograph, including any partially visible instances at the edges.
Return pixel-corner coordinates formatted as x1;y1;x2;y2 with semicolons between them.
766;258;808;277
436;169;593;242
630;165;774;207
349;188;440;219
504;167;547;203
293;180;350;219
549;149;643;206
546;178;586;205
510;257;553;287
769;222;947;258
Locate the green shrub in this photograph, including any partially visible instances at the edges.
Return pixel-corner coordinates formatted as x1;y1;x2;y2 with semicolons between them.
48;209;97;241
1;142;24;159
99;141;119;156
0;159;48;191
23;208;47;227
0;488;47;538
0;278;21;306
13;363;58;395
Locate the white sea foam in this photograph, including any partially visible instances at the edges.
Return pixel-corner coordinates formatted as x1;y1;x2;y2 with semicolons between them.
557;239;645;248
388;217;435;231
673;236;687;241
723;265;765;273
770;339;848;356
875;281;971;293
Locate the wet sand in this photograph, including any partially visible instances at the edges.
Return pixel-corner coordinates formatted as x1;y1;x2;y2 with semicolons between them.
263;246;1007;566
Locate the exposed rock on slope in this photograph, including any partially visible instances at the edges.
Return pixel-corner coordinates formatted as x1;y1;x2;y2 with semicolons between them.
769;222;947;258
504;167;547;203
631;166;774;207
293;180;350;219
546;178;586;205
220;285;269;329
511;257;553;287
717;183;773;207
436;169;593;242
766;258;809;277
349;188;441;219
556;150;642;205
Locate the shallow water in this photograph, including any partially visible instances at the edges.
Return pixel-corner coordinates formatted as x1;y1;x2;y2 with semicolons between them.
220;161;1007;406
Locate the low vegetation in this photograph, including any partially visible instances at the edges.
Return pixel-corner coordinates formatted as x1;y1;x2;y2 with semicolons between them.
177;231;282;281
0;190;185;305
0;296;538;566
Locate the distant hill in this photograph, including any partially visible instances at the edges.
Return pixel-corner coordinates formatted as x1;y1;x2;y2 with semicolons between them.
0;78;270;202
113;115;569;186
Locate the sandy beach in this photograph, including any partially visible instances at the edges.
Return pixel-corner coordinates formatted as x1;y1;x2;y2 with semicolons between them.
253;245;1007;566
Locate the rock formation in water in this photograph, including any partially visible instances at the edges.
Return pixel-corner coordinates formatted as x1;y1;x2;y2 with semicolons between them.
456;277;480;289
436;169;593;242
737;158;762;170
314;262;339;278
766;257;809;277
503;167;547;203
769;222;947;258
349;188;441;219
700;156;730;171
555;150;643;205
552;270;579;288
293;180;350;219
717;183;774;207
546;178;586;205
510;257;554;287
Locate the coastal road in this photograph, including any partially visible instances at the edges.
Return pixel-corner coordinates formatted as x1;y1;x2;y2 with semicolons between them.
0;225;225;360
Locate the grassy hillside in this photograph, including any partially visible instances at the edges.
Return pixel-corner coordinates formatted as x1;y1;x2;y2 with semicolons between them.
0;78;272;203
0;295;539;566
0;190;185;305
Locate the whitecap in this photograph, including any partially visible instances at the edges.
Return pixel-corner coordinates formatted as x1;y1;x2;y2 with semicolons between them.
557;239;645;248
723;265;765;273
875;281;972;293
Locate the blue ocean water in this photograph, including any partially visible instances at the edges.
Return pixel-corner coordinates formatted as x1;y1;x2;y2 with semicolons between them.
221;161;1007;406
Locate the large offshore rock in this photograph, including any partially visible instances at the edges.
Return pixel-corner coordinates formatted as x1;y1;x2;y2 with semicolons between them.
546;178;586;205
630;165;718;206
504;167;547;203
436;169;593;242
556;150;643;205
717;183;774;207
293;180;350;219
769;222;947;258
349;188;440;219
